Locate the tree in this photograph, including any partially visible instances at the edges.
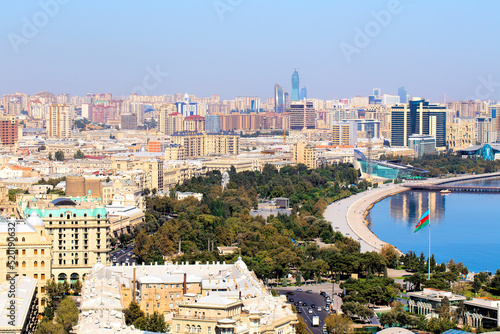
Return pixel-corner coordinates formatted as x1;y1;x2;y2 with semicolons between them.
142;188;150;196
379;244;399;268
36;321;65;334
71;280;82;295
48;152;53;160
325;314;352;334
295;316;310;334
74;149;85;159
54;150;65;161
38;145;46;152
55;297;79;333
145;312;168;332
124;301;145;325
405;273;426;291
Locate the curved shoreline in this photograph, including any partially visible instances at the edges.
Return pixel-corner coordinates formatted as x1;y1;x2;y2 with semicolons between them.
323;172;500;254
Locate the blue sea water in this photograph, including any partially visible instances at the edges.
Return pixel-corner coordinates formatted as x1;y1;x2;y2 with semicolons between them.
366;178;500;273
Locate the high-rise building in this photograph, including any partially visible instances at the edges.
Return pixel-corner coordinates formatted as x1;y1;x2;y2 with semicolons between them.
158;103;177;134
274;84;290;113
289;101;315;130
299;87;307;100
398;86;408;104
205;115;221;133
391;98;447;148
184;115;205;132
0;115;19;149
48;103;72;138
291;70;299;101
332;121;357;146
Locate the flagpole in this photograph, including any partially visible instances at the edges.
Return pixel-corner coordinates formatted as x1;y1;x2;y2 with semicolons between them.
428;218;431;280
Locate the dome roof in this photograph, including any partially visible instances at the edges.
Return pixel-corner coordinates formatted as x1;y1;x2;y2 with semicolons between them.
26;212;44;226
51;198;76;206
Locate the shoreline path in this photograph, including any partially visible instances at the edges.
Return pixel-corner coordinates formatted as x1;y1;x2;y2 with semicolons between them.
323;172;500;253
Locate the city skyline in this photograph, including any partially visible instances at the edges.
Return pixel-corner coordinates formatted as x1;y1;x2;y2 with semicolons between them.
2;1;500;101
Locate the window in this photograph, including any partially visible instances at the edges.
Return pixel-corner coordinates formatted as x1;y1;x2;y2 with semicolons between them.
22;261;26;268
22;250;26;255
176;325;180;333
34;261;38;267
22;237;25;242
41;274;45;280
207;327;211;334
34;274;38;279
34;249;38;255
41;249;45;255
41;261;45;268
41;299;45;306
41;287;45;293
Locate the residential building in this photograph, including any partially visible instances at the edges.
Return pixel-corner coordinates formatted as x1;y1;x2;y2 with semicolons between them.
48;103;72;138
289;101;315;130
205;115;221;133
121;113;137;130
158;103;177;134
0;115;19;150
332;121;357;146
148;140;168;153
105;205;145;237
292;141;317;169
184;115;205;132
476;117;497;144
170;131;239;158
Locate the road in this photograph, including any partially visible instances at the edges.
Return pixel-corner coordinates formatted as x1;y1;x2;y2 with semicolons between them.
110;243;135;265
277;288;338;334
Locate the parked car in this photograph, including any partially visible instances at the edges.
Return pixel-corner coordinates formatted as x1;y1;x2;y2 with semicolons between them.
311;304;316;308
306;290;313;293
288;298;294;302
317;306;322;311
308;309;313;314
295;288;303;292
302;302;307;306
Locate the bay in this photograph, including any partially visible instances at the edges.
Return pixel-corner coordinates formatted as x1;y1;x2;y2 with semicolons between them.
366;177;500;273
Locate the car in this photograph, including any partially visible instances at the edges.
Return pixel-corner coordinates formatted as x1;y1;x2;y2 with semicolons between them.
306;290;313;293
294;302;299;306
302;302;307;306
297;309;302;314
317;307;322;311
295;288;303;292
287;291;294;295
308;309;313;314
320;291;326;296
311;304;316;308
288;298;294;302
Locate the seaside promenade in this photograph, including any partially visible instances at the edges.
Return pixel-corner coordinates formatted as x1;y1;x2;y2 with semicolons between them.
323;172;500;253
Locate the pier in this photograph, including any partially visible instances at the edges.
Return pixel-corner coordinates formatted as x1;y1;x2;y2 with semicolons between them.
403;184;500;193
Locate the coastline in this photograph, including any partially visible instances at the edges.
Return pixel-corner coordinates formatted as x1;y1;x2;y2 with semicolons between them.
323;172;500;254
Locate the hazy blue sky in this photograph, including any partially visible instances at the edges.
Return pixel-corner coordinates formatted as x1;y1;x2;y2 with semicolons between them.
1;0;500;102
